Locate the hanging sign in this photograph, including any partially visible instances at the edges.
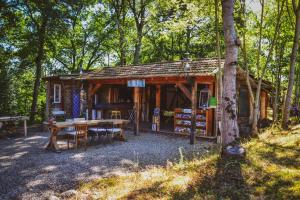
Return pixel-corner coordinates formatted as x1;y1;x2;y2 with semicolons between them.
127;79;145;87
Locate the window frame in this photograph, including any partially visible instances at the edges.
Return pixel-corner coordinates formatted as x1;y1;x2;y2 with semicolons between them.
53;84;61;103
238;87;250;117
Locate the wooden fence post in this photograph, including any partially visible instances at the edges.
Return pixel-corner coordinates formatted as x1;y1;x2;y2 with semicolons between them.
190;80;197;144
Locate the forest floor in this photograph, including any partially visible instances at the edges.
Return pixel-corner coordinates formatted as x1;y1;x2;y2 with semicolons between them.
74;125;300;200
0;130;213;200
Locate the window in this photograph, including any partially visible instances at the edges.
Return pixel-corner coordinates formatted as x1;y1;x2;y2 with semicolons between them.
53;84;61;103
238;87;249;117
199;87;210;108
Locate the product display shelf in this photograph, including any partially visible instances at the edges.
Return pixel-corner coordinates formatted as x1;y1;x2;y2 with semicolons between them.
174;108;208;136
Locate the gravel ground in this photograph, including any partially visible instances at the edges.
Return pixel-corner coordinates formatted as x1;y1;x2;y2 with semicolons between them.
0;131;214;200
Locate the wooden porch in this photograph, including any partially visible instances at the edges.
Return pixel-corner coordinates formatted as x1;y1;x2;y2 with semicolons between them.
85;76;217;143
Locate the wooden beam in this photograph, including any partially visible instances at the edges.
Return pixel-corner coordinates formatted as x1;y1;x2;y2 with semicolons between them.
146;87;150;122
155;85;161;132
260;91;267;119
108;88;112;103
156;85;161;108
142;88;146;122
207;84;214;136
214;81;218;137
87;84;93;120
190;80;197;144
88;75;215;85
134;87;141;135
176;83;192;102
91;83;102;95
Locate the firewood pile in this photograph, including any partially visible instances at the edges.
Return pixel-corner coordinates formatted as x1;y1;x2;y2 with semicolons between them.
0;121;19;137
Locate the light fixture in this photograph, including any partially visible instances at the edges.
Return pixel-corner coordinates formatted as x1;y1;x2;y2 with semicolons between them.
181;57;192;81
184;62;191;72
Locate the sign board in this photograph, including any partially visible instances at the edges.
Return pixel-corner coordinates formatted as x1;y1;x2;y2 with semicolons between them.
127;79;145;87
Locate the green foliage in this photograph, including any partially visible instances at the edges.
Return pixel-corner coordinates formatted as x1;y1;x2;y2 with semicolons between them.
0;0;299;121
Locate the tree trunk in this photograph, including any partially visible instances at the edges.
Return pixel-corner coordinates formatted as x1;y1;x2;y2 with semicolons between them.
282;1;300;129
252;0;284;134
30;18;48;122
273;40;284;122
185;27;191;54
113;0;127;66
251;0;264;134
171;33;174;61
119;25;126;65
240;0;255;125
295;67;300;107
221;0;240;145
133;27;143;64
215;0;222;137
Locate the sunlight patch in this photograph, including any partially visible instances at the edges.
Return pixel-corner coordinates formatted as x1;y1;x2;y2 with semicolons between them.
167;175;191;190
24;136;48;141
12;151;28;159
27;179;43;187
43;165;57;172
71;153;85;160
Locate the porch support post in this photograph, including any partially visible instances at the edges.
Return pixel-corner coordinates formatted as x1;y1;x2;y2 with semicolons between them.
207;83;214;136
87;83;102;120
214;80;218;137
146;87;151;122
155;85;161;132
87;83;93;120
190;79;197;145
134;87;141;135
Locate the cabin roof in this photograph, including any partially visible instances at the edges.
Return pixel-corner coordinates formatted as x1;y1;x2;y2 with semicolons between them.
44;58;223;81
78;58;222;80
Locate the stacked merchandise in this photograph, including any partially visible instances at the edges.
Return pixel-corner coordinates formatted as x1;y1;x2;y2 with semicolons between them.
174;108;207;135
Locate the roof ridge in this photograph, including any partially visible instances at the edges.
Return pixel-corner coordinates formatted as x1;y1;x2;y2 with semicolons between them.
91;58;224;70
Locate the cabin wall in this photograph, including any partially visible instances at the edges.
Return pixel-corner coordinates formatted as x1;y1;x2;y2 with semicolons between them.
46;79;81;119
260;91;268;119
236;75;272;135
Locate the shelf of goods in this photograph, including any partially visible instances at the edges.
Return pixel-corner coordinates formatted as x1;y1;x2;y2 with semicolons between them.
174;108;208;136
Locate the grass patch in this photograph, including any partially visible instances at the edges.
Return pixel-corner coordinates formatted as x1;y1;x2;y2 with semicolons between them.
76;125;300;200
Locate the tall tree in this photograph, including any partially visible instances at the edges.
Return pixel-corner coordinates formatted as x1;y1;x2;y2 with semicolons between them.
50;1;113;73
22;0;56;122
251;0;284;134
282;0;300;128
129;0;152;64
221;0;239;145
110;0;128;65
215;0;223;136
239;0;255;125
273;39;285;122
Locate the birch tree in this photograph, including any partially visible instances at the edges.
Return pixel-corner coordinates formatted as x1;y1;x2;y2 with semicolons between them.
251;0;284;134
282;0;300;128
221;0;240;145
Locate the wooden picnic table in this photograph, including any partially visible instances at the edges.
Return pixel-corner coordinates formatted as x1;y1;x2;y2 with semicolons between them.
0;116;29;137
46;119;130;152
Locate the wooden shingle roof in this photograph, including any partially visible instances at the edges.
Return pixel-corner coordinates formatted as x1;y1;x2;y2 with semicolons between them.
77;58;223;80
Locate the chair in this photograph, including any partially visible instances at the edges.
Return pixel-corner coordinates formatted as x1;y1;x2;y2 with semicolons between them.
128;109;135;122
106;122;122;142
64;119;75;132
88;122;109;142
74;118;86;122
111;111;121;119
66;122;88;150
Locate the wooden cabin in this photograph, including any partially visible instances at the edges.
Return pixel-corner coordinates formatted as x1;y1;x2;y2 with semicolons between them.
44;59;272;138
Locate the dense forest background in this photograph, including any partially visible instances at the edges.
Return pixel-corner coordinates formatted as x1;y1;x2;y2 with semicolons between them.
0;0;299;123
